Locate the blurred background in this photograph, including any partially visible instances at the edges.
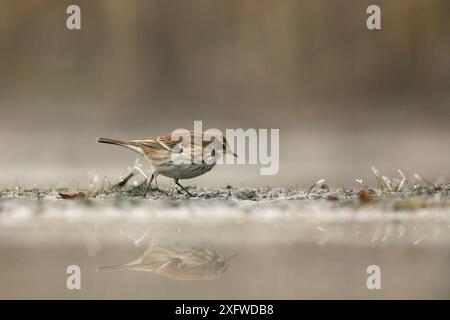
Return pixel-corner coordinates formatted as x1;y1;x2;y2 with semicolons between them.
0;0;449;187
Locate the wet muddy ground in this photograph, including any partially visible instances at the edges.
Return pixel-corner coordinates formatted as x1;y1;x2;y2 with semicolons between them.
0;186;449;299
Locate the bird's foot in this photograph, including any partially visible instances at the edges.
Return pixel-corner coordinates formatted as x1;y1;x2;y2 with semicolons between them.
174;179;194;197
144;173;159;196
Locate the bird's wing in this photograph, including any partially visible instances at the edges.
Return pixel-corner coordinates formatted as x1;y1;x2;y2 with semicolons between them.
132;136;180;151
132;131;206;151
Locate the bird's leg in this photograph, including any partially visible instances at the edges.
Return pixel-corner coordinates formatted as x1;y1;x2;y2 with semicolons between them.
145;173;156;194
174;179;193;196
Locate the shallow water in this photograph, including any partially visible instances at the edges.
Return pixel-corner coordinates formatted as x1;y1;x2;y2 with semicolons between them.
0;197;449;299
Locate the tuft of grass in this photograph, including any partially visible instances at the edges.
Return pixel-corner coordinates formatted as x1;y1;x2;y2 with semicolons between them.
360;167;448;195
0;167;448;212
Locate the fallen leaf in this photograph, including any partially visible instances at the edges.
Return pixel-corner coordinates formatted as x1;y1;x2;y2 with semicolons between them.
58;192;86;200
358;189;374;203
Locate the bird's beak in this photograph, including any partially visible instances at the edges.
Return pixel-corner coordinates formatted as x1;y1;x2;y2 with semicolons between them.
226;149;238;157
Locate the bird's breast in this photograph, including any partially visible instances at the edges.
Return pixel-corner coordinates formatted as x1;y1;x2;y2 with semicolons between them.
153;162;216;179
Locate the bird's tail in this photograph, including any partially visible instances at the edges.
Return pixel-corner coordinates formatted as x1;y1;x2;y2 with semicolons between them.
97;137;132;146
96;264;128;272
96;137;144;155
97;241;153;272
96;258;142;272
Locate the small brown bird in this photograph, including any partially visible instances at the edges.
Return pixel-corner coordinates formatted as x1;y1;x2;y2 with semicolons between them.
97;130;236;195
98;243;237;281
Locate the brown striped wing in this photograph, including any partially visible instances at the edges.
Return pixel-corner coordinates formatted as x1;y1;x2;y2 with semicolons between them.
132;131;209;151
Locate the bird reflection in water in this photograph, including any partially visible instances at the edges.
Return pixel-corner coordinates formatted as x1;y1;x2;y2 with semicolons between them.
98;242;237;280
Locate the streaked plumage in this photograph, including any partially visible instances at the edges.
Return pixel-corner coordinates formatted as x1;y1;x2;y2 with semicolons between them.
97;243;236;280
97;130;236;195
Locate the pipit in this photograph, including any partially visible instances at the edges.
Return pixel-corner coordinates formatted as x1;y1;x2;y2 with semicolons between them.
98;243;237;280
97;130;236;195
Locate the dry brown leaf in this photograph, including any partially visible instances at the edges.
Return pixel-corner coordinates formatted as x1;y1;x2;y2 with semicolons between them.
58;192;86;200
358;189;374;203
